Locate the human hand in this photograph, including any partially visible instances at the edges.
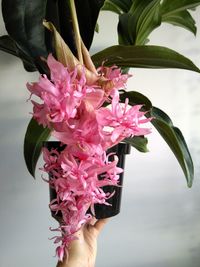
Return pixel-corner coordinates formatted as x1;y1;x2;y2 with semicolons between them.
56;218;108;267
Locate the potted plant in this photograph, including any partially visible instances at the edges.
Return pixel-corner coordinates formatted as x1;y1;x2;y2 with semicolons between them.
0;0;199;262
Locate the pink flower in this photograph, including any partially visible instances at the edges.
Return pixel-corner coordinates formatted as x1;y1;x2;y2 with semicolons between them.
97;64;131;94
27;54;104;128
97;96;151;145
53;102;104;159
44;146;124;260
52;229;78;261
56;246;65;262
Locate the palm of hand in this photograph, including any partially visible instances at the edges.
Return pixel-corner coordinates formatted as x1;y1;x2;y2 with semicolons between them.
69;223;98;267
57;218;108;267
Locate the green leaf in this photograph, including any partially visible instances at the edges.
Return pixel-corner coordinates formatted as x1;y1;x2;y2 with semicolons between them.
0;35;37;72
162;10;197;35
118;0;161;45
17;49;37;72
120;90;194;187
24;118;51;178
161;0;200;34
74;0;105;50
124;136;149;152
95;23;100;33
120;90;152;110
134;0;161;45
118;13;135;45
149;107;194;187
102;1;123;14
2;0;48;59
92;45;200;73
161;0;200;16
0;35;18;57
102;0;133;14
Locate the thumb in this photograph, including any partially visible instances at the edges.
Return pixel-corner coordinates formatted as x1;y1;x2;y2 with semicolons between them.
93;218;109;234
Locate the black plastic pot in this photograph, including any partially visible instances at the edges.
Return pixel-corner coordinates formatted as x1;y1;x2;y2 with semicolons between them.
43;141;131;219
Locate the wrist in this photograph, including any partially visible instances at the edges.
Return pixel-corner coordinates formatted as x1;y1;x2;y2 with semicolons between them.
57;258;85;267
67;258;82;267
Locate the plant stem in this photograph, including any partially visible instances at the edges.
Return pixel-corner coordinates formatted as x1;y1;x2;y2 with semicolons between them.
69;0;83;64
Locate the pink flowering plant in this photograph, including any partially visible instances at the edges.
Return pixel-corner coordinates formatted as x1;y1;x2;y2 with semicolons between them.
1;0;200;261
27;52;151;259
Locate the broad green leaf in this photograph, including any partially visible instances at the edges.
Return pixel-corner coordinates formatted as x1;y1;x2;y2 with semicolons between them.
160;0;200;34
24;118;51;178
92;45;200;73
102;1;123;14
135;0;161;45
75;0;105;49
120;90;152;110
118;13;135;45
162;10;197;35
0;35;37;72
173;127;194;186
0;35;18;57
120;90;194;187
118;0;147;45
2;0;48;58
1;0;104;70
17;49;37;72
117;0;161;45
148;107;194;187
95;23;99;33
102;0;133;14
161;0;200;17
124;136;149;152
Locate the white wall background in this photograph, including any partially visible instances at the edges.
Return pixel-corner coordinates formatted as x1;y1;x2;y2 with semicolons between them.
0;7;200;267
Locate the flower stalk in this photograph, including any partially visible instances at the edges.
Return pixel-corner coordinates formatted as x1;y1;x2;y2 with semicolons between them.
69;0;83;64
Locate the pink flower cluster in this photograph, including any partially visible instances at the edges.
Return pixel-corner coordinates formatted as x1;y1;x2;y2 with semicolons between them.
27;54;151;261
43;146;122;260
